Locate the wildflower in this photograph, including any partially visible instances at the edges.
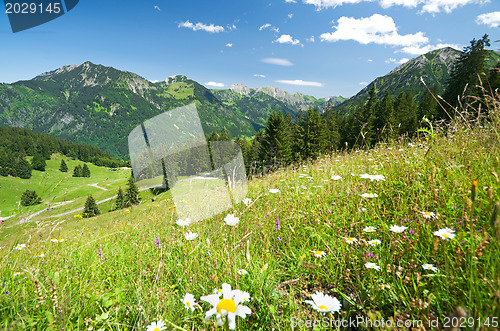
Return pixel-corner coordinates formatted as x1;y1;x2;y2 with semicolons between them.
422;264;438;272
13;244;26;251
361;193;378;198
363;226;377;233
367;239;381;246
184;231;198;241
389;225;408;233
365;262;380;271
331;175;342;180
224;214;240;226
13;272;24;277
378;284;390;290
409;230;416;234
358;207;367;212
200;283;251;330
155;234;161;249
312;250;326;258
182;293;197;312
242;198;252;206
146;320;167;331
269;189;280;194
213;288;223;297
34;253;45;258
176;219;191;227
305;292;341;313
366;251;377;258
98;245;102;261
274;216;280;230
434;227;455;240
360;174;386;181
343;237;358;245
50;239;64;243
422;211;436;219
237;269;248;275
277;236;281;241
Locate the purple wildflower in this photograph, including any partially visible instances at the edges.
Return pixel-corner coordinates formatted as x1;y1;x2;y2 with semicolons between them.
328;209;332;213
457;221;463;225
409;230;416;234
299;211;302;214
4;291;8;294
452;206;459;210
98;245;102;261
275;216;280;231
277;236;281;241
478;229;482;233
207;251;211;256
460;240;466;244
366;251;377;258
155;234;161;249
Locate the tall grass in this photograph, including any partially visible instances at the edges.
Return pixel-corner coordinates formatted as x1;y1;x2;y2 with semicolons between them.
0;87;499;330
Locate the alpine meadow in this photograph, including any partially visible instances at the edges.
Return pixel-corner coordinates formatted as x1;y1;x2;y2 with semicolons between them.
1;4;500;328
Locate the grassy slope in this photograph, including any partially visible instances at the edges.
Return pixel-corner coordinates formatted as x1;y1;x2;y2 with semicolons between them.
0;155;131;218
0;120;499;329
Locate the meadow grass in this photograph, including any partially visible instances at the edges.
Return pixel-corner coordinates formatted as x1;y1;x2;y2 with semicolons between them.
0;114;499;330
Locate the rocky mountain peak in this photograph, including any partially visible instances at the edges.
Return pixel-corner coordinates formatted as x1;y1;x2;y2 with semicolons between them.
229;83;251;96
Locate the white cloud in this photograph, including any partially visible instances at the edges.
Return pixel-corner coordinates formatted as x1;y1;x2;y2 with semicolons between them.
307;36;315;42
274;34;302;45
276;79;324;86
320;14;428;48
178;20;225;33
360;81;368;85
288;13;294;19
154;5;161;11
261;58;294;66
367;58;373;62
205;81;225;87
254;74;266;78
226;43;233;47
386;57;410;64
285;0;297;2
227;24;237;31
399;42;460;55
302;0;488;13
259;23;279;32
476;11;500;28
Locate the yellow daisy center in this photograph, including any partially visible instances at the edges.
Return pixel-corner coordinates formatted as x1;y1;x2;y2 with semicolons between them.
442;234;449;238
186;301;191;307
318;305;328;310
315;251;322;255
347;237;353;241
425;212;431;216
153;328;160;331
217;299;237;314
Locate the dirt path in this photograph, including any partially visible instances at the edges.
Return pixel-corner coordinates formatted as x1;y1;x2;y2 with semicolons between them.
89;183;108;191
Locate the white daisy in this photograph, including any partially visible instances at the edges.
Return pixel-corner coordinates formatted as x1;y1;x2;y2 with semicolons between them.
421;211;436;219
365;262;380;271
182;293;197;312
422;264;438;272
213;288;224;297
242;198;252;206
269;189;280;194
184;231;198;241
237;269;248;275
360;174;386;181
13;272;24;277
363;226;377;233
434;227;455;240
367;239;381;246
50;238;64;243
312;250;326;258
358;207;367;212
200;283;251;330
361;193;378;198
224;214;240;226
305;292;341;313
34;253;45;258
378;284;391;290
145;319;167;331
176;219;191;227
331;175;342;180
389;225;408;233
343;237;358;244
13;244;26;250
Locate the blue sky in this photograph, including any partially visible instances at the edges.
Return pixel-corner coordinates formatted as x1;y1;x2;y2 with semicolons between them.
1;0;499;98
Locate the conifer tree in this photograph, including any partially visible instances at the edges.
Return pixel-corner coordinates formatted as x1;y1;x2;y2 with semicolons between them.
113;187;125;210
21;189;41;206
73;165;82;177
374;92;395;142
31;153;46;171
259;111;292;167
59;159;68;172
14;157;32;179
418;85;439;121
82;164;91;177
83;195;100;218
124;177;140;206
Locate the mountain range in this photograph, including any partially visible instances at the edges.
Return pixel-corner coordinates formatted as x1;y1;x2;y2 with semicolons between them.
1;46;499;159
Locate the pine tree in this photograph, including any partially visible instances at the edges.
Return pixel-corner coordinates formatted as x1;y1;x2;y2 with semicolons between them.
21;189;41;206
82;164;91;177
83;195;100;218
59;159;68;172
14;157;32;179
73;165;82;177
374;92;395;142
418;85;439;121
31;153;46;171
443;34;490;115
113;187;125;210
124;177;140;206
259;111;292;167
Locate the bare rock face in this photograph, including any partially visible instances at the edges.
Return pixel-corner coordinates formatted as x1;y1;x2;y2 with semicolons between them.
230;83;251;96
